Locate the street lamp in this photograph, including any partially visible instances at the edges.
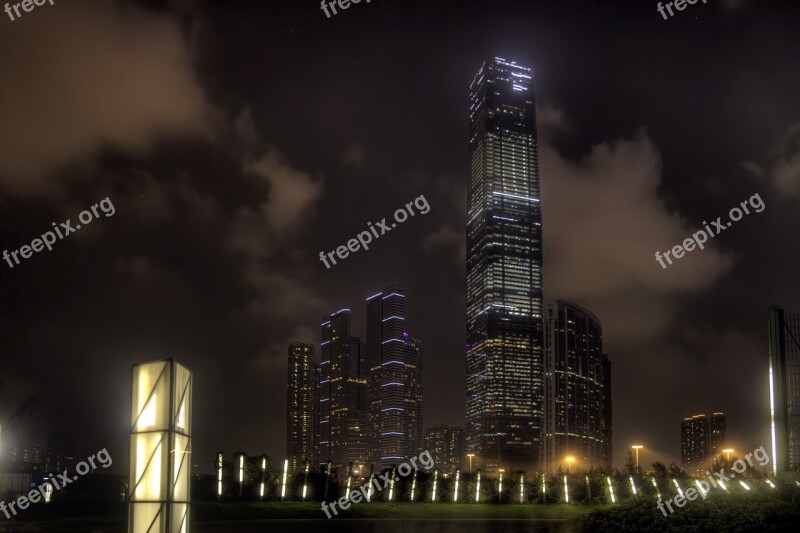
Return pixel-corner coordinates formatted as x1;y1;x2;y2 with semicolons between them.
565;456;575;474
632;445;643;471
722;448;734;462
467;453;475;473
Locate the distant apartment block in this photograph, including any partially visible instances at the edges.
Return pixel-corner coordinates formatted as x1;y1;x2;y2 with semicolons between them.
424;426;464;474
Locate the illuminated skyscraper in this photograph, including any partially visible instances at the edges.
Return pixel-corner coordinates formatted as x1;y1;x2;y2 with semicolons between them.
681;414;710;474
319;309;368;471
367;286;423;470
286;342;318;472
466;57;544;472
543;301;612;473
769;306;800;479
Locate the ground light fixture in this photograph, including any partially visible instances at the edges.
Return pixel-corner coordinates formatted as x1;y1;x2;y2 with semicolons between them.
629;476;637;499
475;470;481;502
765;479;776;489
606;477;616;503
238;454;244;497
410;470;417;501
498;471;503;495
694;479;707;498
281;459;288;500
651;477;661;499
259;457;266;499
585;476;591;500
563;475;569;503
739;480;751;491
519;474;525;503
453;469;460;502
302;461;310;500
431;469;438;502
216;452;223;498
366;474;375;502
718;479;729;492
672;478;684;498
388;467;396;501
541;474;546;498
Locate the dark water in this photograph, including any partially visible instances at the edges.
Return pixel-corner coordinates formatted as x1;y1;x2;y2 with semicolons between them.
194;518;574;533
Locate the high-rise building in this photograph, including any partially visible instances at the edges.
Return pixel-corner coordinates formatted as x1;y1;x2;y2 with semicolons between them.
286;342;318;472
319;309;368;471
709;412;727;457
424;426;464;475
681;414;710;474
768;306;800;479
543;301;612;473
466;57;544;473
366;286;423;470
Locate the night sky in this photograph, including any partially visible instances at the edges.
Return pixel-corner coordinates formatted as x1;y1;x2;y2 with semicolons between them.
1;0;799;475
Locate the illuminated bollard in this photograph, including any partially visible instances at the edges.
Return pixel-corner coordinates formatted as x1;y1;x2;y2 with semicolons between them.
129;359;193;533
302;461;310;500
410;470;417;502
281;459;288;500
431;468;439;502
563;475;569;503
606;477;616;503
650;477;660;499
259;457;266;500
519;474;525;503
453;469;460;502
671;478;684;498
237;454;244;498
585;475;592;501
475;470;481;502
388;467;396;501
216;452;223;499
541;474;546;501
629;476;637;499
739;480;751;491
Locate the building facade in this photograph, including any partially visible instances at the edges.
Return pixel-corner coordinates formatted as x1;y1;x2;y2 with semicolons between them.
424;426;464;475
366;286;423;470
709;412;727;457
769;306;800;478
319;309;368;471
286;342;318;471
466;57;544;473
543;301;612;473
681;414;710;474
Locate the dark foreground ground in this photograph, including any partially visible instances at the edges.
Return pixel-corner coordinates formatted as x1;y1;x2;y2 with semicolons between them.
2;496;800;532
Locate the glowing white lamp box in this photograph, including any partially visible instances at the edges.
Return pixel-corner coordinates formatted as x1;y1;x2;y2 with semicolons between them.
129;359;193;533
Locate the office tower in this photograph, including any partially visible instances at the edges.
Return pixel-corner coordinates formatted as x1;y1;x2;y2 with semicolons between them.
466;57;544;473
424;426;464;474
709;412;726;457
681;414;710;474
319;309;368;471
543;301;612;473
769;306;800;479
286;342;318;472
366;286;424;470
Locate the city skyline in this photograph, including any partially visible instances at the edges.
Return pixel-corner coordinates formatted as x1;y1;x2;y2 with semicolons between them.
2;0;799;479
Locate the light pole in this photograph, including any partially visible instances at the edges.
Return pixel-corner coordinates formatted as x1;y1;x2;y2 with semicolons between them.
722;448;734;463
467;453;475;473
632;445;643;472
